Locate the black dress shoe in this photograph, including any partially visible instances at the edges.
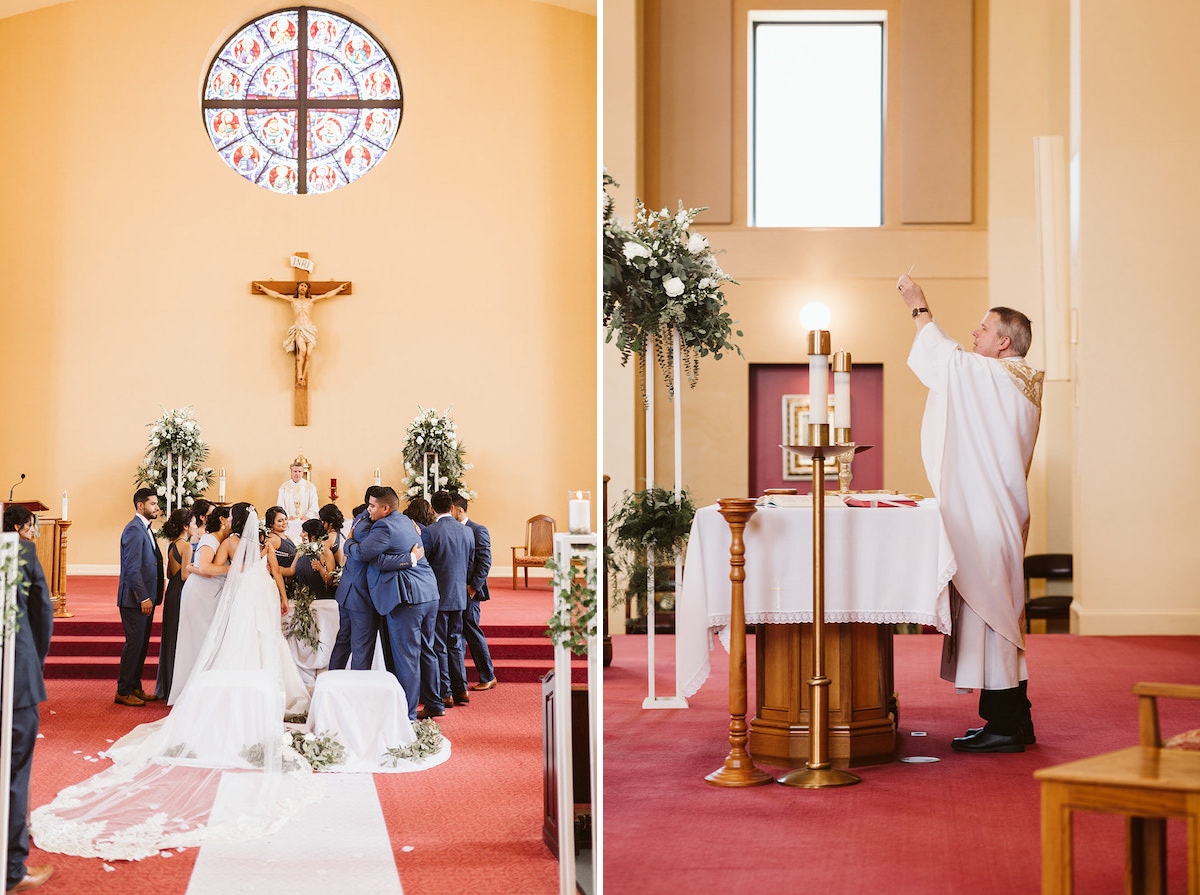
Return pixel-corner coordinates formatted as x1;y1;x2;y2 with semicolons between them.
951;730;1025;753
965;721;1036;744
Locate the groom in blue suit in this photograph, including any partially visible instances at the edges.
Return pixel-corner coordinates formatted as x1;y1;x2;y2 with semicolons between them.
344;487;439;719
330;485;383;671
424;490;475;709
115;488;164;706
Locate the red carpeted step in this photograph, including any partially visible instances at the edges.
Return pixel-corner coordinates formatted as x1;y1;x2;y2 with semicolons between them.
49;634;161;656
45;654;159;679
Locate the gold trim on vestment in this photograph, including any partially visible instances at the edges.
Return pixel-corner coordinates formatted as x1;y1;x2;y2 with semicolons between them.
999;358;1044;408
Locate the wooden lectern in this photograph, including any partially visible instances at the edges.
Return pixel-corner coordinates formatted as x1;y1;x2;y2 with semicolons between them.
4;501;72;617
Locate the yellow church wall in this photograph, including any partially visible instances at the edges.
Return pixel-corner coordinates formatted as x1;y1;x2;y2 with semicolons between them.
0;0;597;569
1069;0;1200;634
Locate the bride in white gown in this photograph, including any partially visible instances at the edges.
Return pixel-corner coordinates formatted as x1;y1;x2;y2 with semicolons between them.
32;509;321;861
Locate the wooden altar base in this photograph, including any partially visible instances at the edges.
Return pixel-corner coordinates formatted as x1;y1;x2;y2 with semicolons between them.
749;622;898;769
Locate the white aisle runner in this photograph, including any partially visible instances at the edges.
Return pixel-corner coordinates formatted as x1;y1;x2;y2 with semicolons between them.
186;774;403;895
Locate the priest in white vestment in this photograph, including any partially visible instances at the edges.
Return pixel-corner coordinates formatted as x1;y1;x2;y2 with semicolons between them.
899;274;1044;754
277;459;320;521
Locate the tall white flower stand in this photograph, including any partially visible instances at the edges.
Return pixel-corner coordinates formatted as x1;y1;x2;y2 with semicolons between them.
551;531;598;895
0;533;21;882
643;328;689;709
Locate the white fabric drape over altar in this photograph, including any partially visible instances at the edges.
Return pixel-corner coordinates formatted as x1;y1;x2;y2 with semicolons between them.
677;501;957;697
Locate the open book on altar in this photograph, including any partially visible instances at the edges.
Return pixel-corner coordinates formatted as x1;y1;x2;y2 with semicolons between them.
755;493;922;509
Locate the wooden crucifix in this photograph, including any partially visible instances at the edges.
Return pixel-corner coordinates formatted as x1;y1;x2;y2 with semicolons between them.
252;252;352;426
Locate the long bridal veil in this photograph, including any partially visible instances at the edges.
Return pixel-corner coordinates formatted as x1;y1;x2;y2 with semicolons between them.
32;510;323;861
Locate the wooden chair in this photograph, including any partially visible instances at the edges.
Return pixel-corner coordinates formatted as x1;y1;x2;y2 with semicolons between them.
512;514;555;588
1024;553;1073;632
1035;682;1200;894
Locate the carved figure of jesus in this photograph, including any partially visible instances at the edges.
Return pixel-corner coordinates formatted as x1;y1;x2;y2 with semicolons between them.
253;280;347;387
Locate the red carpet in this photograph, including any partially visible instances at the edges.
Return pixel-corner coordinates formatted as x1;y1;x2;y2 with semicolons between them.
21;576;573;894
604;632;1200;894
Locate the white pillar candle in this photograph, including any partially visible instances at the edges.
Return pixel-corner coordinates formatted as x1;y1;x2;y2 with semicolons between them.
61;490;68;521
218;468;226;501
568;491;591;533
833;371;850;429
808;347;829;425
833;349;853;432
374;468;382;486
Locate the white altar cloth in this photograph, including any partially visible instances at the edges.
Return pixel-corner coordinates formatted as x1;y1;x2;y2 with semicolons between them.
678;501;956;697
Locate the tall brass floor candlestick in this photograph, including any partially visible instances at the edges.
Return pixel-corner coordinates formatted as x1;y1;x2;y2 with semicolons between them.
778;437;861;789
706;498;772;787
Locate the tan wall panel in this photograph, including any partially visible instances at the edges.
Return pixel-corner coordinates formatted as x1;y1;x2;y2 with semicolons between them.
901;0;974;223
647;0;733;222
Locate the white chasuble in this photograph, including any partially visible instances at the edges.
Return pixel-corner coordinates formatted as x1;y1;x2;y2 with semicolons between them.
277;478;320;520
908;323;1043;690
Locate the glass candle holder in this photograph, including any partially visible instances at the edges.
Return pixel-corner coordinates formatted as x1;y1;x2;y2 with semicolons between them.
568;490;591;534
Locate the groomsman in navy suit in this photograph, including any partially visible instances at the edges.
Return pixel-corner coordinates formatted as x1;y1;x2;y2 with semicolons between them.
3;505;54;892
115;488;164;706
344;486;438;720
330;485;382;671
452;495;496;690
424;490;475;708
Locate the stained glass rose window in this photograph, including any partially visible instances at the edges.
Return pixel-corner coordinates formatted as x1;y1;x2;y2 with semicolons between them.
202;7;403;194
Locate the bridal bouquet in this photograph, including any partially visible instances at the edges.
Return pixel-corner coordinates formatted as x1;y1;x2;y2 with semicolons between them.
401;406;476;500
603;172;742;399
134;407;214;509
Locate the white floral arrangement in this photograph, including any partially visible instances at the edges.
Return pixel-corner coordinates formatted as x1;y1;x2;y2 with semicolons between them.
133;407;214;510
400;406;477;501
603;172;742;400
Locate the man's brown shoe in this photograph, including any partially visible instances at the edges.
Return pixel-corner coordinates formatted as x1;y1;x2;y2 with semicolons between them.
453;692;471;706
114;692;145;707
133;688;162;702
7;864;53;892
470;678;497;691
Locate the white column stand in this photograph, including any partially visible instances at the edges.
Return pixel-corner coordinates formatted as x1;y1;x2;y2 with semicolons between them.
165;450;174;515
0;533;21;884
552;531;597;895
645;329;688;709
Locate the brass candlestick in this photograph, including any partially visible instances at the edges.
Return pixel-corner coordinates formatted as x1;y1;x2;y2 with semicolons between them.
706;498;773;787
777;435;861;789
833;350;855;493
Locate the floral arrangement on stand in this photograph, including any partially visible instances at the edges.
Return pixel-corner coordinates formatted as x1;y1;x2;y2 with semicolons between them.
133;407;214;512
607;486;696;618
400;406;476;500
603;172;743;400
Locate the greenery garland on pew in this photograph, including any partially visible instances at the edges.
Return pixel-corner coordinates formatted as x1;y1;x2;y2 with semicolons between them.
545;543;598;657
